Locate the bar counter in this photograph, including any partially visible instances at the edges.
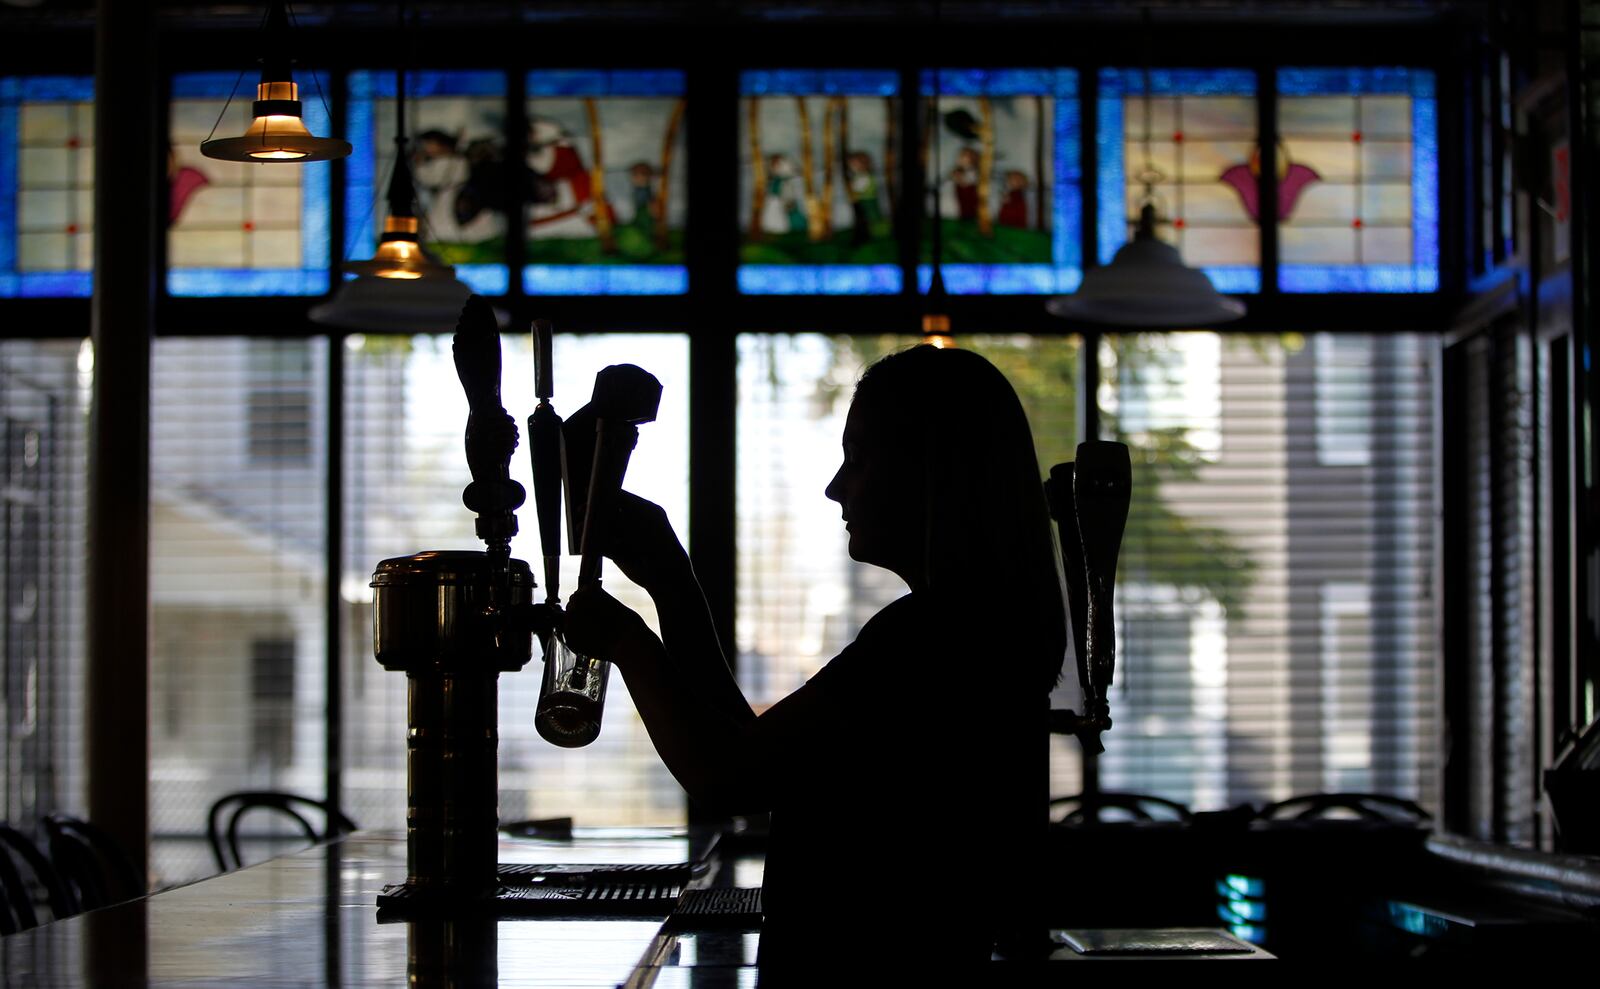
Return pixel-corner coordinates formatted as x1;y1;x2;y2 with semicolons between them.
0;827;1282;985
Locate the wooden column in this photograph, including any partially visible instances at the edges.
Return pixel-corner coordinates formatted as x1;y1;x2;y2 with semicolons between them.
88;0;156;874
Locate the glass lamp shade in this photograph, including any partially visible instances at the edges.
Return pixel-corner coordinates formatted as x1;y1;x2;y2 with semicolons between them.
201;81;351;163
343;216;457;281
308;274;474;333
1047;208;1246;328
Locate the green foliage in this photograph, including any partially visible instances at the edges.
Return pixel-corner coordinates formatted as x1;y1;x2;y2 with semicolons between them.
739;221;898;264
819;333;1257;618
921;218;1053;264
427;237;506;266
523;228;686;265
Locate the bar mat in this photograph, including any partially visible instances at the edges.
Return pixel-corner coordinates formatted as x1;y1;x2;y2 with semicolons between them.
663;887;764;930
1056;929;1256;955
498;862;696;884
377;879;683;917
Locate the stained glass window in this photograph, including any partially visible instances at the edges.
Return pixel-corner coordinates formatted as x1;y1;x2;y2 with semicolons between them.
346;70;509;296
1;77;95;298
1277;68;1438;293
525;70;688;296
1097;68;1260;294
919;69;1080;295
738;70;901;295
168;72;332;296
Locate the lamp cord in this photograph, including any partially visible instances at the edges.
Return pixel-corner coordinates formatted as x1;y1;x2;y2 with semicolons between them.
200;4;269;147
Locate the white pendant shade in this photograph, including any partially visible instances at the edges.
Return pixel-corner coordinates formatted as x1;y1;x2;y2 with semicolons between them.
1049;197;1246;328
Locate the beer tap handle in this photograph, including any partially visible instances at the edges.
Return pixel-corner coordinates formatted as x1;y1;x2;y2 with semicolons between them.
452;295;525;552
529;320;563;603
1073;441;1131;725
1045;462;1089;692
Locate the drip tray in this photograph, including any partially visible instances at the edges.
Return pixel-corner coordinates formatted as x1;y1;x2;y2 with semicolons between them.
664;887;764;930
377;862;694;919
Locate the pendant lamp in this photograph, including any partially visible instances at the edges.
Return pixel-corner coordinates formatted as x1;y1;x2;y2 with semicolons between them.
310;4;472;332
200;2;350;164
1046;202;1246;327
1047;19;1244;329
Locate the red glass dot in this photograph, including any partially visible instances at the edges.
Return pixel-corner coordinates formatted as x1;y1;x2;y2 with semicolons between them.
1352;218;1364;229
1352;131;1363;143
243;221;255;232
1173;218;1186;229
66;137;80;149
1172;131;1184;143
66;224;78;235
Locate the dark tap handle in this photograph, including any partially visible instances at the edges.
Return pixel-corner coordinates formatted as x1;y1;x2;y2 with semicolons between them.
1045;463;1089;688
452;296;524;541
1073;441;1131;713
529;320;564;601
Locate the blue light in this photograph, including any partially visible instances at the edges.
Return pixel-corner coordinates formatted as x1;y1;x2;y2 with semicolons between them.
1216;898;1267;923
918;264;1081;295
528;69;685;97
1229;923;1267;945
737;264;901;294
1222;874;1265;898
740;69;899;97
457;264;510;296
524;265;688;295
1386;901;1450;939
167;269;331;296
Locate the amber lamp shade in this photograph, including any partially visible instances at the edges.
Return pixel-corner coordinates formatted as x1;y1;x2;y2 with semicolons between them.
200;81;351;163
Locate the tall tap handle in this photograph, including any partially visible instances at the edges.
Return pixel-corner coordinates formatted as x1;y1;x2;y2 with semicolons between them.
452;296;524;529
1074;441;1131;707
1045;462;1090;699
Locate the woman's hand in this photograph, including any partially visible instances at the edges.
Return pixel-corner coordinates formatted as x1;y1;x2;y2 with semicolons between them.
564;585;654;668
602;492;690;592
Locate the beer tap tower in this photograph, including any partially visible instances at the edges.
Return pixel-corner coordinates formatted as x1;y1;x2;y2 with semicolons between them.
370;296;542;904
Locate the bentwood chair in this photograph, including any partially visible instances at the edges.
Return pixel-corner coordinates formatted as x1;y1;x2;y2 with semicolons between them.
206;791;357;872
42;815;145;913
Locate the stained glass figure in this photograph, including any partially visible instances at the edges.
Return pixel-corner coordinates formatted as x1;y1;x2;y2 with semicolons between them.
739;70;901;295
524;70;687;295
168;72;331;296
1098;68;1260;294
1;77;95;298
346;70;508;296
1277;68;1437;292
919;69;1080;295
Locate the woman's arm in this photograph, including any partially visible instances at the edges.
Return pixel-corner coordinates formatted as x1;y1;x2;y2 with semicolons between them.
565;586;772;813
601;493;755;727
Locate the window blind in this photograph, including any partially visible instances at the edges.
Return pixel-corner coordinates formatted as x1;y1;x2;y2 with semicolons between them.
1101;332;1438;812
148;337;328;885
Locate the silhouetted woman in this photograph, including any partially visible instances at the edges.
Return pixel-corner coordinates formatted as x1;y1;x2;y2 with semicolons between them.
566;344;1065;970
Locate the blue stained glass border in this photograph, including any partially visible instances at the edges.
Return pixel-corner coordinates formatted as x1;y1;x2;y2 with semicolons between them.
738;265;901;294
917;68;1081;295
524;265;689;295
527;69;685;97
739;69;899;97
1277;67;1439;293
0;76;96;298
167;71;332;297
1095;67;1260;294
345;70;510;295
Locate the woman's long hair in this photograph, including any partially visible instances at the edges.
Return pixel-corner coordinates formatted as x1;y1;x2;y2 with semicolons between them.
853;345;1067;690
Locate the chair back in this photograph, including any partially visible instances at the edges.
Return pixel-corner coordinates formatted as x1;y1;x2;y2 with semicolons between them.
42;815;145;912
206;791;357;872
0;824;76;925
